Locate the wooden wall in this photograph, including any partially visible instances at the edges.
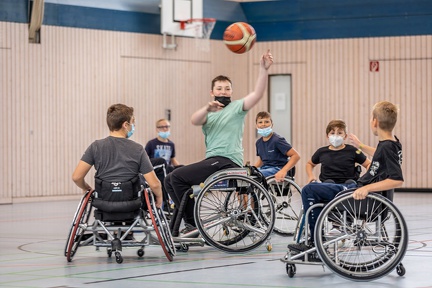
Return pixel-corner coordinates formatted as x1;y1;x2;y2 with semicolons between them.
1;22;430;203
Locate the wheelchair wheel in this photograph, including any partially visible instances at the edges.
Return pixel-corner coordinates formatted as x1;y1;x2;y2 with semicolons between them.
194;174;275;253
265;176;302;236
314;192;408;281
144;189;176;261
65;190;93;262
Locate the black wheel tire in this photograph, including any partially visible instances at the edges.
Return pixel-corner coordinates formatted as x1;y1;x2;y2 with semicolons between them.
286;264;296;278
115;252;123;264
396;263;406;276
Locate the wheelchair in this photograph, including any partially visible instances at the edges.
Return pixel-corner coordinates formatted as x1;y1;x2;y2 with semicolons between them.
170;166;276;253
281;188;408;281
265;171;302;236
64;175;175;264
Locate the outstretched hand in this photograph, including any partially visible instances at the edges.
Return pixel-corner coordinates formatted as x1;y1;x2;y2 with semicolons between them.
348;133;361;148
206;100;225;112
261;49;273;70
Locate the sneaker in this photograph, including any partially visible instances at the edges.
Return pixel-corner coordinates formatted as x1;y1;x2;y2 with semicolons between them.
180;223;197;235
288;242;313;253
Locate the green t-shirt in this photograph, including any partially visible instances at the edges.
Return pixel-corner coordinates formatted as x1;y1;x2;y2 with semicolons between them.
202;99;247;167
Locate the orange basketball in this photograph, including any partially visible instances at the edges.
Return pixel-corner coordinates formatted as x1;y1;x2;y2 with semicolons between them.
223;22;256;54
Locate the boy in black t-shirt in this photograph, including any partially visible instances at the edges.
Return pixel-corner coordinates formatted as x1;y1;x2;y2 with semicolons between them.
306;119;370;184
289;101;404;253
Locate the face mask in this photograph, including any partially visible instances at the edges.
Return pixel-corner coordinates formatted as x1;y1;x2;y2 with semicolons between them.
158;131;170;139
329;135;344;147
214;96;231;107
126;124;135;138
257;127;273;137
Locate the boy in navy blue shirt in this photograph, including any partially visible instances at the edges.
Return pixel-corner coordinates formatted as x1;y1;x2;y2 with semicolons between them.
254;111;300;181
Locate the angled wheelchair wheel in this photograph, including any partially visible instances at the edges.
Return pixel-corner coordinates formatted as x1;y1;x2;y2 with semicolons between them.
65;191;93;262
144;189;176;261
265;176;302;236
194;174;275;253
314;192;408;281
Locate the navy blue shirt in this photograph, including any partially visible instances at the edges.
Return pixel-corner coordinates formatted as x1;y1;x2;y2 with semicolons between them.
255;132;292;167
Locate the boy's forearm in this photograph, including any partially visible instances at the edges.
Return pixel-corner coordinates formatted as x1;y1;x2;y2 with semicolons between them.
362;178;403;193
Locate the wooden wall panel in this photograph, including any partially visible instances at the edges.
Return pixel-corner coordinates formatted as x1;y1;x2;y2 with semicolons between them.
1;21;430;202
0;22;12;203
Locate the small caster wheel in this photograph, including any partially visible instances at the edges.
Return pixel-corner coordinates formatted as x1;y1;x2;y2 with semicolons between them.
396;263;406;276
107;248;112;258
137;249;145;257
286;264;296;278
115;252;123;264
266;244;272;252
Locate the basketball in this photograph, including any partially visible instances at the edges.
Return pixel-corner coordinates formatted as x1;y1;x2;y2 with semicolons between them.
223;22;256;54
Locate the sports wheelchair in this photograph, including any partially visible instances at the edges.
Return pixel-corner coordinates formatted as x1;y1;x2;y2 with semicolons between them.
170;166;276;253
281;188;408;281
65;175;175;263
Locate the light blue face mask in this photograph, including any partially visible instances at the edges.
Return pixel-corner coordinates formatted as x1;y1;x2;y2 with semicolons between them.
126;124;135;138
158;131;170;139
257;127;273;137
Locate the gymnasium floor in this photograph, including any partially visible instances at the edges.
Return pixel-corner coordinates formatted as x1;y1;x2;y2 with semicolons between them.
1;192;431;288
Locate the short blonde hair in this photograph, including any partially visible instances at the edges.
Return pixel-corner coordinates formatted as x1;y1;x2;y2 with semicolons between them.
156;118;169;127
372;101;398;132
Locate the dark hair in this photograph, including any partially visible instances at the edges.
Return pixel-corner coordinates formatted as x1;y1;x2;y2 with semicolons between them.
211;75;232;90
106;104;134;132
372;101;398;131
256;111;272;123
326;119;347;135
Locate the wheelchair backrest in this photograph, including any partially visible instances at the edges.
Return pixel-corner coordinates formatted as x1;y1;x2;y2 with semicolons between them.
92;175;143;219
94;175;141;202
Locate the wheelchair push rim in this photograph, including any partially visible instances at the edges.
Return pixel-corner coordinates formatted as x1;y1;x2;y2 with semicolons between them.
144;189;176;261
65;190;93;262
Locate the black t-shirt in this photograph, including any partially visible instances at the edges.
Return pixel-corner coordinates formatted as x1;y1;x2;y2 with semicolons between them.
311;144;367;184
357;137;404;186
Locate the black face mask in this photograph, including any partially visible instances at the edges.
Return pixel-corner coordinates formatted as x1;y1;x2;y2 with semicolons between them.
214;96;231;107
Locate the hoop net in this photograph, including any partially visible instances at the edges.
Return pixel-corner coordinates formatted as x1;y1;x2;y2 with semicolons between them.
180;18;216;52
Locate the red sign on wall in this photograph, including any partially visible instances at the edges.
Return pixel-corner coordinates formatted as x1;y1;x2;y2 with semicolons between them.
370;61;379;72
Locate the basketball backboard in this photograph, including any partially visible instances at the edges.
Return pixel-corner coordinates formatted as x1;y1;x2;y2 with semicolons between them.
161;0;203;38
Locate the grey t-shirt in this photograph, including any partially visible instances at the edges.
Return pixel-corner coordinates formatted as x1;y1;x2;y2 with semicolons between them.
81;136;153;182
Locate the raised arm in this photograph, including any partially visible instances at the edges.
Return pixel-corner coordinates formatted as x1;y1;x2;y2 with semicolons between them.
243;49;274;111
348;133;376;156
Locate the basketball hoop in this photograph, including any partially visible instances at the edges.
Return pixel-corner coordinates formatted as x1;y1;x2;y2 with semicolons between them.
180;18;216;52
